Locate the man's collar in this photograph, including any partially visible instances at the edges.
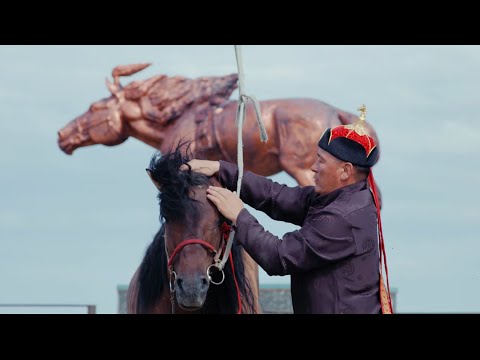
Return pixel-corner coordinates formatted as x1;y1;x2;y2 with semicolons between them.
310;180;367;207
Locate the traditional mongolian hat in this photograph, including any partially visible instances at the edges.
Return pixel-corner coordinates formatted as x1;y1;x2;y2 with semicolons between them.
318;104;378;168
319;105;393;314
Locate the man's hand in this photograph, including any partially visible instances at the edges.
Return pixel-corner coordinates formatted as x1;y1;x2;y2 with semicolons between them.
206;186;244;225
180;159;220;177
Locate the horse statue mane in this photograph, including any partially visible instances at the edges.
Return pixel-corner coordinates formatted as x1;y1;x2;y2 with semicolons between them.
110;63;238;127
129;142;257;314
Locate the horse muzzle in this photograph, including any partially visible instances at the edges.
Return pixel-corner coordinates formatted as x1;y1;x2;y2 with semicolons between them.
174;273;210;310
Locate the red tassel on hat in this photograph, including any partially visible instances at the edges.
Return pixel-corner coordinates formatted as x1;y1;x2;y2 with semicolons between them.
368;171;393;314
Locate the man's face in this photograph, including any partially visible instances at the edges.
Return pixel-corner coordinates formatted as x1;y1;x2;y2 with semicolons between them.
311;147;345;195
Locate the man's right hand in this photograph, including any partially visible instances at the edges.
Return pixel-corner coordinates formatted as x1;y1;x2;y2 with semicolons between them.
180;159;220;176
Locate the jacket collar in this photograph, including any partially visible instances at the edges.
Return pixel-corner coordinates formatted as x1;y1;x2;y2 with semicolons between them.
310;180;368;207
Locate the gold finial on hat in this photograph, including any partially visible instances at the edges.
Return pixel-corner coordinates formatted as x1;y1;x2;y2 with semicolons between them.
358;104;367;122
345;104;370;136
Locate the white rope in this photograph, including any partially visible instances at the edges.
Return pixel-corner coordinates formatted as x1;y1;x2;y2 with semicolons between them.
234;45;268;196
214;45;269;271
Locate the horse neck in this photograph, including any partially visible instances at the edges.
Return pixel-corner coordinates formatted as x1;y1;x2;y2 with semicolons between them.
126;120;173;152
126;102;213;154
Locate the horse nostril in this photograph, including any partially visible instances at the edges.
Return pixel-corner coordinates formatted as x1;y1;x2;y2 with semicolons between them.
200;276;209;288
177;278;184;291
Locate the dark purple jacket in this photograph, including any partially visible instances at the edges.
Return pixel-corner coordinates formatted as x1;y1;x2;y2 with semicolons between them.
219;161;381;314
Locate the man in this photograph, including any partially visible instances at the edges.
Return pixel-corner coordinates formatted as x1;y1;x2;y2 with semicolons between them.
183;105;393;314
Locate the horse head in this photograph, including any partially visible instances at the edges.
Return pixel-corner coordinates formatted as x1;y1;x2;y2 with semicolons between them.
58;64;147;154
142;142;252;313
57;64;238;155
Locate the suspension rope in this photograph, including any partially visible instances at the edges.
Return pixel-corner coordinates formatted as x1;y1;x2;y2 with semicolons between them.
197;47;269;314
233;45;268;196
212;46;269;274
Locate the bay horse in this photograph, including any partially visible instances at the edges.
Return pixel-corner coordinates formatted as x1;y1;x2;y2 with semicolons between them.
127;143;258;314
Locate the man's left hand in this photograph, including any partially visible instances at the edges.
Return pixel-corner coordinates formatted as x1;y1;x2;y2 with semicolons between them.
206;186;244;225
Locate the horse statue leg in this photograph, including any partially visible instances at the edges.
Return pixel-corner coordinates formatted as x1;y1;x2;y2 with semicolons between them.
273;102;346;187
276;115;319;187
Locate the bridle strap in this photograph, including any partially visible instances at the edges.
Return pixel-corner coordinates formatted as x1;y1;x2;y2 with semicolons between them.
165;223;243;314
213;222;235;270
167;239;217;268
166;238;217;315
218;222;242;314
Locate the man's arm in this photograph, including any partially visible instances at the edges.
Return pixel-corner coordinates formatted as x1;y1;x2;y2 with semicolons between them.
219;161;314;226
234;208;356;276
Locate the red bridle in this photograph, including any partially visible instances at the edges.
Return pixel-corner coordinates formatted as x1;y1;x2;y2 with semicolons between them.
166;222;242;314
167;239;217;268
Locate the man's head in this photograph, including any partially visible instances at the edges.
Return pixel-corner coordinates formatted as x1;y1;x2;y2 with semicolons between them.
311;104;379;195
311;147;371;195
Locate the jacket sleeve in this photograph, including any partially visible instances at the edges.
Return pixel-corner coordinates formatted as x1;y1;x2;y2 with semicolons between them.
218;160;314;226
234;208;356;276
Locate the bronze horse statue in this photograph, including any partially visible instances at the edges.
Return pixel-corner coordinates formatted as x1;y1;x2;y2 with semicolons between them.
127;143;257;313
57;63;379;187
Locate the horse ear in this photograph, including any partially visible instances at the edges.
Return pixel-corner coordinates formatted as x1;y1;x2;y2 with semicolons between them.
105;77;120;96
146;169;162;191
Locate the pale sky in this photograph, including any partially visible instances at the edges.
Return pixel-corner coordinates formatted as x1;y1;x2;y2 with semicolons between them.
1;45;479;313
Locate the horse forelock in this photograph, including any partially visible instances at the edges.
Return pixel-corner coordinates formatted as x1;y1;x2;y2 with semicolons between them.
148;142;211;222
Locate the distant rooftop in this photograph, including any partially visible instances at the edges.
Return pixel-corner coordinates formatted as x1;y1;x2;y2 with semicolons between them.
259;283;290;289
258;284;293;313
117;283;397;314
117;284;129;292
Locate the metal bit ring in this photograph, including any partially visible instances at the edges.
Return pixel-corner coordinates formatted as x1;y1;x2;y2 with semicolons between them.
207;264;225;285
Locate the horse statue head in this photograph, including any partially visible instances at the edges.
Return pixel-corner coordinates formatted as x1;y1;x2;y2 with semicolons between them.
58;63;238;155
130;142;257;314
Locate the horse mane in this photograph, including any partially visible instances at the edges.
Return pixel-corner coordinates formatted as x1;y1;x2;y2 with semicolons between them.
137;141;256;313
137;225;167;314
124;74;238;125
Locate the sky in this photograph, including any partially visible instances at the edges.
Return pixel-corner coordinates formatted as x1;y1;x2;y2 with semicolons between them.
0;45;479;314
